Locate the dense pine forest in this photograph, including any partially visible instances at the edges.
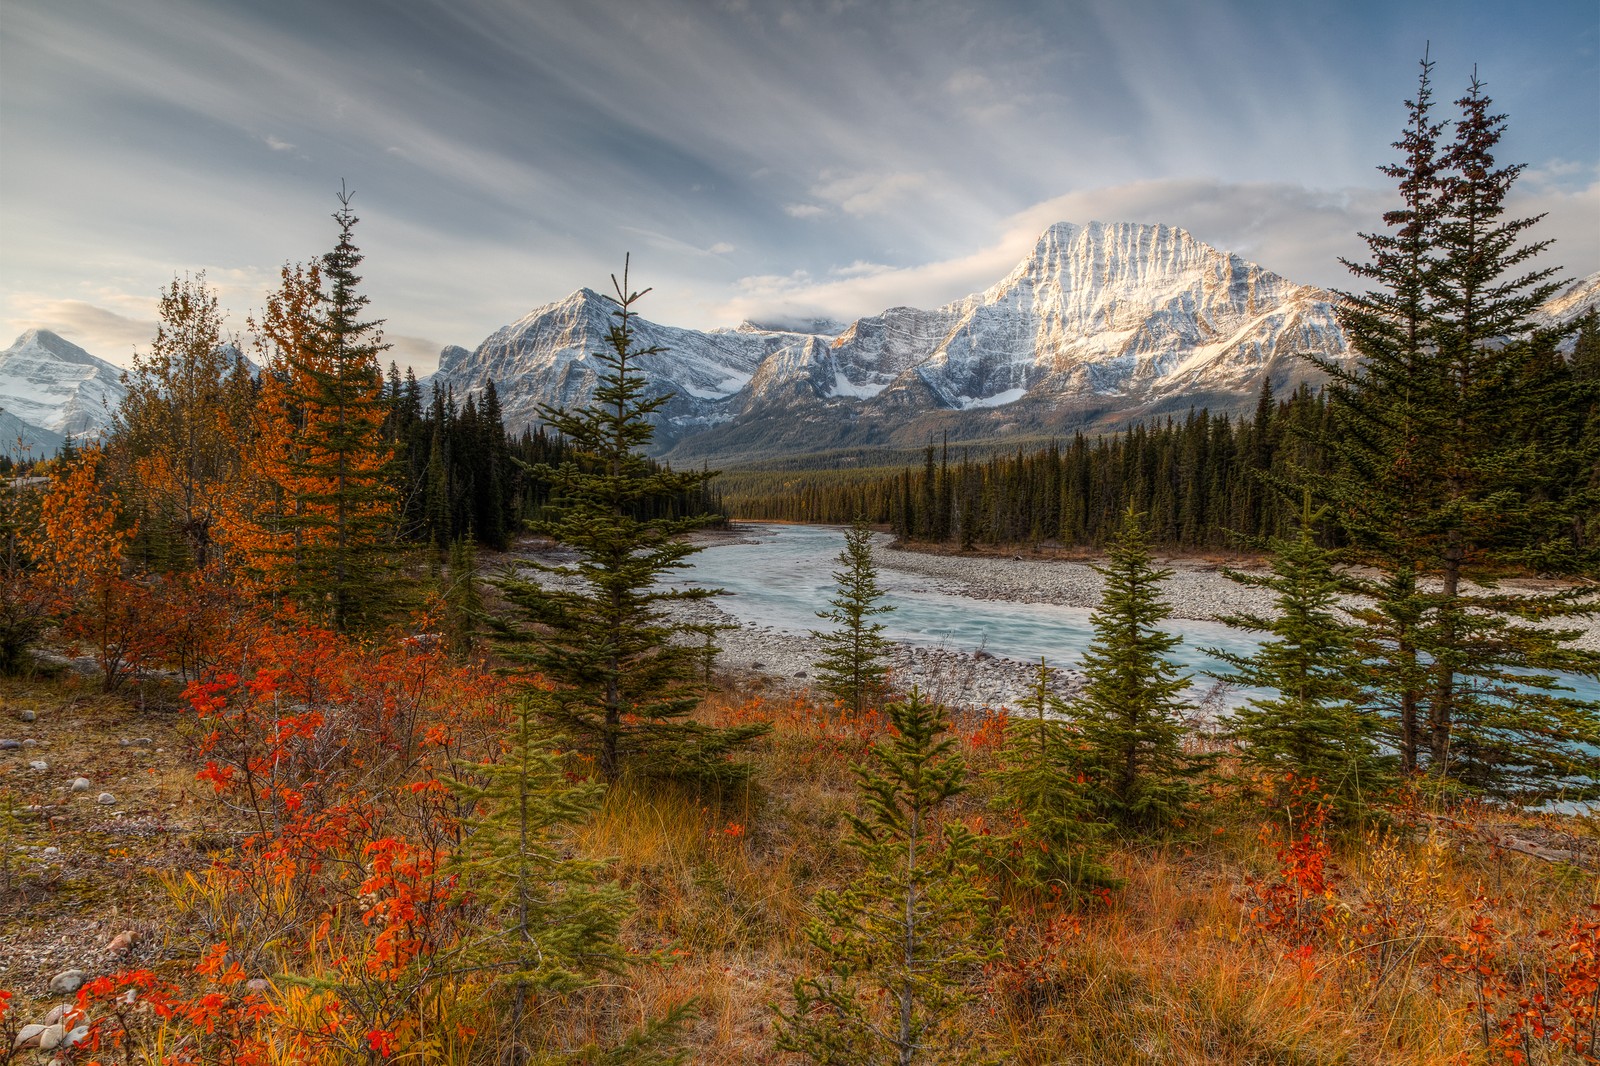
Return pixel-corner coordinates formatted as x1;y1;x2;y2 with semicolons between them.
1;58;1598;1066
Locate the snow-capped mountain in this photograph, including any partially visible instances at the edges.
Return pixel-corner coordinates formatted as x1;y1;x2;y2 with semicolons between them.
0;329;126;440
1533;271;1600;341
435;288;785;447
434;221;1354;458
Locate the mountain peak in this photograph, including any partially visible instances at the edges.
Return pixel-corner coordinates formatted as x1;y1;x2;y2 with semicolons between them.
0;329;126;438
8;328;103;367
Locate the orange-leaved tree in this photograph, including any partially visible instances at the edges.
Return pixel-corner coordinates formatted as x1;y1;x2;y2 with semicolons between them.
113;272;256;575
24;446;158;690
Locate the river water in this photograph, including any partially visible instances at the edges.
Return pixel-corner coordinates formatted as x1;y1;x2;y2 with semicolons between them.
673;523;1600;711
675;524;1271;706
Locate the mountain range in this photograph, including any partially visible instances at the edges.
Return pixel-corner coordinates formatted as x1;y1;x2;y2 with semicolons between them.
432;221;1598;462
4;221;1597;464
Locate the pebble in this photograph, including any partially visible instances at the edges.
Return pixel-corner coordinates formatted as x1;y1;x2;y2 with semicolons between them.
107;930;137;953
48;970;85;994
19;709;36;722
40;1004;78;1027
29;760;47;772
71;778;91;792
97;792;116;806
21;738;37;747
41;846;59;858
0;739;18;749
13;1024;46;1050
39;1022;65;1050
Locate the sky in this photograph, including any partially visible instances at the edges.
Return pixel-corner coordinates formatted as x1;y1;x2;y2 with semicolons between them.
2;0;1596;374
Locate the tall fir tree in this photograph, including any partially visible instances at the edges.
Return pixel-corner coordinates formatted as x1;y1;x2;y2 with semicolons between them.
1070;508;1200;832
1310;51;1447;772
775;688;998;1066
812;517;895;714
241;191;397;629
1312;61;1600;801
494;260;765;782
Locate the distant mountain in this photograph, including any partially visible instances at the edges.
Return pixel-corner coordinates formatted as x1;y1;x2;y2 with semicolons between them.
0;329;126;439
0;408;65;458
432;222;1354;460
1533;271;1600;344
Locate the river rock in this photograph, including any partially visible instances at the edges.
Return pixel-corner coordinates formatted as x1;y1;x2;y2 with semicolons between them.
19;709;36;722
96;792;116;806
0;739;18;749
48;970;84;994
107;930;137;953
71;778;91;792
29;760;47;771
13;1024;46;1049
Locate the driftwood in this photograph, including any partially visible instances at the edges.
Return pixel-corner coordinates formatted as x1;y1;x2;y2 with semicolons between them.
1409;809;1595;873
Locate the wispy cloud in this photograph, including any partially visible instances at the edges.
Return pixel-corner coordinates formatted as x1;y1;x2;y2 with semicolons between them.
809;171;930;217
0;0;1593;358
717;175;1596;328
2;298;157;364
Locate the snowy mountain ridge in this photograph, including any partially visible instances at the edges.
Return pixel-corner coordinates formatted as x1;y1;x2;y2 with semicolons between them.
435;221;1358;458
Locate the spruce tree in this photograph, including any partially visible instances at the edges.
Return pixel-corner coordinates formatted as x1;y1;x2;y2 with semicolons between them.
439;537;483;659
1070;508;1199;832
1308;52;1447;772
446;693;631;1062
1208;500;1390;822
775;688;998;1066
985;659;1117;898
812;517;895;713
494;260;766;782
1312;62;1600;801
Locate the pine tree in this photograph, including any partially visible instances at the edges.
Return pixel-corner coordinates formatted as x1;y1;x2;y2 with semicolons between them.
1208;499;1390;822
294;186;397;631
775;688;998;1066
1310;52;1447;772
439;537;482;659
1312;62;1600;801
1070;508;1199;832
985;659;1116;898
812;517;895;713
0;473;47;675
494;260;766;782
446;693;631;1062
